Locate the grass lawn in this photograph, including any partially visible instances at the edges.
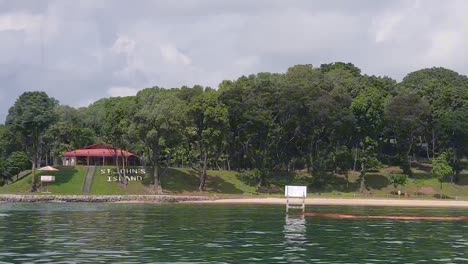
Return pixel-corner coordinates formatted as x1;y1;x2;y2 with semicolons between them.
89;167;256;195
0;166;87;194
89;166;152;195
269;165;468;199
1;164;466;199
163;168;257;195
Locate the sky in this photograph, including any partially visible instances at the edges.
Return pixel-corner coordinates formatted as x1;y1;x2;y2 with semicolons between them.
0;0;467;123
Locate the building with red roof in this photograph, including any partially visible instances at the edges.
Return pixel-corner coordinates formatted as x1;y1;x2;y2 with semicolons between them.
63;143;139;166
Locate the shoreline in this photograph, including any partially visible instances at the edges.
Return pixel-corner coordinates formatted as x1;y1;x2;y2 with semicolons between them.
182;197;468;208
0;194;467;208
0;194;212;203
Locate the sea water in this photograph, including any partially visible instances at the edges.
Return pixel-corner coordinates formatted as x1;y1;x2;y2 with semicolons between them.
0;203;466;263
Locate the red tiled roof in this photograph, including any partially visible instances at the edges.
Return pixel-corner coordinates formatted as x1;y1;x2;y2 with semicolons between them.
64;148;135;158
83;143;114;149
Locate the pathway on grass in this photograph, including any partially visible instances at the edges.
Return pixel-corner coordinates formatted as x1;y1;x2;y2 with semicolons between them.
12;170;31;183
82;166;96;195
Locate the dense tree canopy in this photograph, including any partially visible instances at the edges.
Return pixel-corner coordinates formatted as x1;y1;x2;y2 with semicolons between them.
1;63;467;192
133;87;187;193
4;92;57;191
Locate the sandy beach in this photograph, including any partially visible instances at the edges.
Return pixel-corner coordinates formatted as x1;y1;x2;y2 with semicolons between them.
183;197;468;208
1;194;467;208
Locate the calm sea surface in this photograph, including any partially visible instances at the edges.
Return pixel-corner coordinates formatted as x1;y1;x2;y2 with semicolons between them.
0;203;466;263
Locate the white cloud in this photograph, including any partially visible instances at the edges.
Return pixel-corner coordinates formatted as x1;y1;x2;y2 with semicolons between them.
426;31;462;62
0;12;48;43
107;86;140;97
76;98;96;108
1;0;468;124
373;12;403;43
0;13;42;32
111;35;136;55
370;0;425;44
160;44;192;65
233;56;259;69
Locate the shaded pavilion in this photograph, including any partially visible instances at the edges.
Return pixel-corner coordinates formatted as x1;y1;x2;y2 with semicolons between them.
63;143;139;166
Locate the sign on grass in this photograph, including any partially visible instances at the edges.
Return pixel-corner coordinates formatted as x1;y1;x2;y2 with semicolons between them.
40;176;55;182
285;185;307;197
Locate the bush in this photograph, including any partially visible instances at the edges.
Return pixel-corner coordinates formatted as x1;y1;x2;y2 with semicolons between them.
237;169;264;186
293;173;312;185
389;174;408;190
7;151;31;175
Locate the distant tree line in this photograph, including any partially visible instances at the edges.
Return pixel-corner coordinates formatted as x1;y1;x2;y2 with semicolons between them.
0;63;467;192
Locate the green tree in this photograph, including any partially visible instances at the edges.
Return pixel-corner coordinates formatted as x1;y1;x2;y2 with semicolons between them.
321;62;363;97
0;125;6;158
187;90;229;191
334;146;354;189
351;86;390;170
384;94;431;176
399;67;467;115
389;174;408;192
399;67;468;160
0;159;11;186
6;151;30;181
102;96;137;186
435;106;468;181
134;88;186;193
358;137;380;193
5;92;57;191
432;152;454;197
44;117;96;166
79;98;108;139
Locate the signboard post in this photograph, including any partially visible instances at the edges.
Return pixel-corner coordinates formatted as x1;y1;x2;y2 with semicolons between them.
40;175;55;193
285;185;307;213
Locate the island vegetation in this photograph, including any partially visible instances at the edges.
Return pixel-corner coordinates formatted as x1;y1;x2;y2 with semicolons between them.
0;62;467;198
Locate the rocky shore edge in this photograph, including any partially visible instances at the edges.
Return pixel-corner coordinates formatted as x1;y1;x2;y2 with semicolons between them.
0;194;212;203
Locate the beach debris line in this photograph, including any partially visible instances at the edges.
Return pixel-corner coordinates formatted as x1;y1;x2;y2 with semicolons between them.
303;213;468;221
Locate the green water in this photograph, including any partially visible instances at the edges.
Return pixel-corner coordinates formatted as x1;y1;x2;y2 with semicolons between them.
0;204;466;263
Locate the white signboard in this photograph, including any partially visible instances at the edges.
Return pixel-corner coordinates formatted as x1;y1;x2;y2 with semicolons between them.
285;185;307;197
40;176;55;182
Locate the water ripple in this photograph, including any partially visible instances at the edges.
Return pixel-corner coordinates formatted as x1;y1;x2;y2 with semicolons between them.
0;203;465;263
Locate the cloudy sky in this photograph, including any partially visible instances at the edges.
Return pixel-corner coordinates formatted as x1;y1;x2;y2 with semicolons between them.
0;0;467;123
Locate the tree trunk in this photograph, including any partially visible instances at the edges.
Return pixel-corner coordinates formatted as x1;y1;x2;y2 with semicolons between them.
308;152;313;173
152;144;162;194
440;182;443;199
359;173;366;193
114;148;122;182
153;163;162;194
199;150;208;191
353;146;358;171
214;152;221;170
345;173;349;189
30;161;37;192
424;136;430;160
115;149;119;171
402;136;414;177
432;129;436;160
120;149;128;187
226;154;231;171
452;151;460;183
359;162;366;193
